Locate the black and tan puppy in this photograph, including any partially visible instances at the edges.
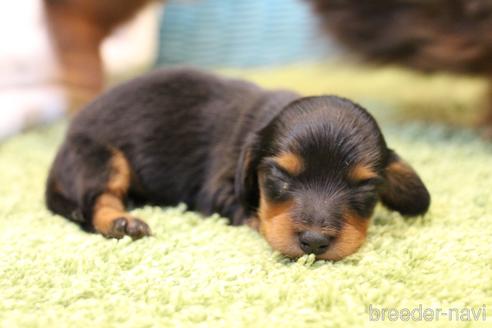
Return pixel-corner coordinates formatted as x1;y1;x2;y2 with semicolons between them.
46;68;430;260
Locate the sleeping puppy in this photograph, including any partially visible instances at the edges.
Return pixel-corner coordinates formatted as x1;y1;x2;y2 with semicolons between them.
46;68;430;260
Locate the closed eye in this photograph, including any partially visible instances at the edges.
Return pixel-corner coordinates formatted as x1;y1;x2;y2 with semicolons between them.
260;159;293;179
263;176;291;202
260;160;293;201
350;178;381;216
353;177;384;189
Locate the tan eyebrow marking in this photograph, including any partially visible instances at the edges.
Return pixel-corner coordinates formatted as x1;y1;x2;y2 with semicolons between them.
273;152;304;175
349;164;378;181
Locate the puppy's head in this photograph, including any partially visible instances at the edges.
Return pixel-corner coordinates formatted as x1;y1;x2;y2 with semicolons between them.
236;96;430;260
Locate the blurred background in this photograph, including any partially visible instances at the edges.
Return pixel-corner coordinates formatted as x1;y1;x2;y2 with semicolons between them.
1;0;489;140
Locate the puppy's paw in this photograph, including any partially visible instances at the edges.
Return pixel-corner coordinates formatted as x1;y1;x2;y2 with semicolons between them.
126;218;151;240
110;217;128;239
106;217;151;240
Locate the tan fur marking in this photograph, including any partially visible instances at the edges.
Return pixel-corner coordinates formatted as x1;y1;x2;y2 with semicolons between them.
257;187;304;258
92;150;132;236
255;174;370;261
350;164;377;182
106;150;131;197
258;197;295;221
274;152;304;175
383;160;418;201
319;211;369;261
245;217;260;231
386;160;414;178
93;194;129;235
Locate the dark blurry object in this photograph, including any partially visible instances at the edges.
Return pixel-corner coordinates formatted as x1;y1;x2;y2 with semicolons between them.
309;0;492;127
43;0;153;111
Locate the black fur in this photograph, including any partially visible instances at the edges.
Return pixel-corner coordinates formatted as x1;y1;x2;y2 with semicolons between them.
46;68;430;254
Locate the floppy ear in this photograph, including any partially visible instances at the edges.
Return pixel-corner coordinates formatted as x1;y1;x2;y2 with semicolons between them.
234;134;262;213
379;149;430;216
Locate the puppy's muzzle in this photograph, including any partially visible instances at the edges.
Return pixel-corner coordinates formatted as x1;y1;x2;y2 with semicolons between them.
298;230;332;255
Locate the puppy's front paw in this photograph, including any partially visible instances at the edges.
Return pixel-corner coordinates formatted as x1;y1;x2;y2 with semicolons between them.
110;217;128;239
126;218;151;240
106;217;151;240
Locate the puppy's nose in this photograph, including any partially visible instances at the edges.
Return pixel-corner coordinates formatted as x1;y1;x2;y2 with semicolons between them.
298;231;331;255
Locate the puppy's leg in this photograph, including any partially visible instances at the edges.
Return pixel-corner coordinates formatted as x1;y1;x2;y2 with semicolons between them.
91;150;151;240
46;136;151;239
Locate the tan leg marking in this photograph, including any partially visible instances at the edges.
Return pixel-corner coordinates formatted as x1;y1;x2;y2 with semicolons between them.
92;150;150;239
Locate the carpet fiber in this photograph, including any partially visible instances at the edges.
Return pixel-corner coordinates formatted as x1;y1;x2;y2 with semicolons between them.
1;63;492;327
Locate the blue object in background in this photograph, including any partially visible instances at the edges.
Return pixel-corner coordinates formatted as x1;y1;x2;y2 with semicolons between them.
156;0;333;68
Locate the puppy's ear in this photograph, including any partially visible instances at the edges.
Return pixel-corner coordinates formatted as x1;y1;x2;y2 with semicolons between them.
235;134;262;212
379;149;430;216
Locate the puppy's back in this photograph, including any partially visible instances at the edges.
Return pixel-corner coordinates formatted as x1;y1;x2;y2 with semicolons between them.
56;68;273;207
69;68;262;142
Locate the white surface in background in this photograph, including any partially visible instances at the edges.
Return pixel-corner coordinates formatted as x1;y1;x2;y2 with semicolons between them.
0;0;64;140
0;1;159;140
102;3;160;75
0;86;66;140
0;1;60;88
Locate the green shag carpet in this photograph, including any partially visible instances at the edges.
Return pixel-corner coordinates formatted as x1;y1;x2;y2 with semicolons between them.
1;63;492;327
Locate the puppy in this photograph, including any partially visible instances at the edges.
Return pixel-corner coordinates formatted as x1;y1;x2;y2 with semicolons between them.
46;68;430;260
